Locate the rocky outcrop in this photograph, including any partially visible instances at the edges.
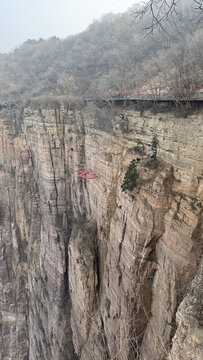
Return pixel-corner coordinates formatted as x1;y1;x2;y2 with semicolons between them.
0;100;202;359
169;259;203;360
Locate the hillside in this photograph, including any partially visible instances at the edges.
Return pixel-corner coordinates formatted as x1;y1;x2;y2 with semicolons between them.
0;0;202;103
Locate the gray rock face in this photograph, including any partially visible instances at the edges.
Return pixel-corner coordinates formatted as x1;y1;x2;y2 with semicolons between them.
0;102;202;359
169;259;203;360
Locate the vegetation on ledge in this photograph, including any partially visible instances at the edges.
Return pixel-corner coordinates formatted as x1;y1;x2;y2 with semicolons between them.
121;159;139;192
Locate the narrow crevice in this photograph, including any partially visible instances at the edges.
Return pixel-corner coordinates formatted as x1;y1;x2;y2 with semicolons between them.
99;316;111;359
48;138;59;213
118;220;127;264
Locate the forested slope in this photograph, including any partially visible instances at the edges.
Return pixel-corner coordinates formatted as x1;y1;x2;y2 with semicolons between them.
0;0;202;103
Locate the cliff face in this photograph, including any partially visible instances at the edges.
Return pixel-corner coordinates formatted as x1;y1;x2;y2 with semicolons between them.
0;101;202;360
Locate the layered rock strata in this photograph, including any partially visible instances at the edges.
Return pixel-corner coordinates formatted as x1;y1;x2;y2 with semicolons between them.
0;101;202;359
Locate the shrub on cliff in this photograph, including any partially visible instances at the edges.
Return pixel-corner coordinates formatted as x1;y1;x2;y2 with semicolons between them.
134;140;145;154
121;159;139;192
70;353;79;360
151;134;159;160
119;115;129;133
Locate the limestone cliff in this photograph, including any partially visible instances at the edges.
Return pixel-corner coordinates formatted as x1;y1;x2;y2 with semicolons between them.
0;100;202;360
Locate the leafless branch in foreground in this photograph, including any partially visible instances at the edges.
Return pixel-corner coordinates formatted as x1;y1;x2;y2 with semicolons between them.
133;0;203;36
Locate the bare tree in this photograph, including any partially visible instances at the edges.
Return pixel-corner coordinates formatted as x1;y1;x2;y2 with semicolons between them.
133;0;203;35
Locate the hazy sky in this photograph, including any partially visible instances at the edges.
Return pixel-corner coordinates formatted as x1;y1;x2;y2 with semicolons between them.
0;0;140;53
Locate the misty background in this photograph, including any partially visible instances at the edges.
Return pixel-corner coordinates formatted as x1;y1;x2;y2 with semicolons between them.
0;0;138;53
0;0;202;103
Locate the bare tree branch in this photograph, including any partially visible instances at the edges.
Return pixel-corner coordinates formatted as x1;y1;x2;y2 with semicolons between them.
133;0;203;35
193;0;203;11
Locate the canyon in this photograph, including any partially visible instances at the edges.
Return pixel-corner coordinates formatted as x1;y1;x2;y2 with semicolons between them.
0;99;202;360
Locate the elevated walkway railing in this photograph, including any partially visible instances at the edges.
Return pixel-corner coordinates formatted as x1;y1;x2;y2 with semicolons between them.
85;92;203;102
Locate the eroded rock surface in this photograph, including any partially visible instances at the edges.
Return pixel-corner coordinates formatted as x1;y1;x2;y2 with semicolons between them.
0;101;202;359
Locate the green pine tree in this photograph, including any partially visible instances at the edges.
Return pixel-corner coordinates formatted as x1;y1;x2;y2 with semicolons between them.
121;159;139;192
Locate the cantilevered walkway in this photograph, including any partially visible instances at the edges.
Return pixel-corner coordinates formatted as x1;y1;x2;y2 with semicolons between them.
85;92;203;103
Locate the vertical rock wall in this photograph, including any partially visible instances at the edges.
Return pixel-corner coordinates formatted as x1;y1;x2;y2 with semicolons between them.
0;101;202;359
0;106;74;359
